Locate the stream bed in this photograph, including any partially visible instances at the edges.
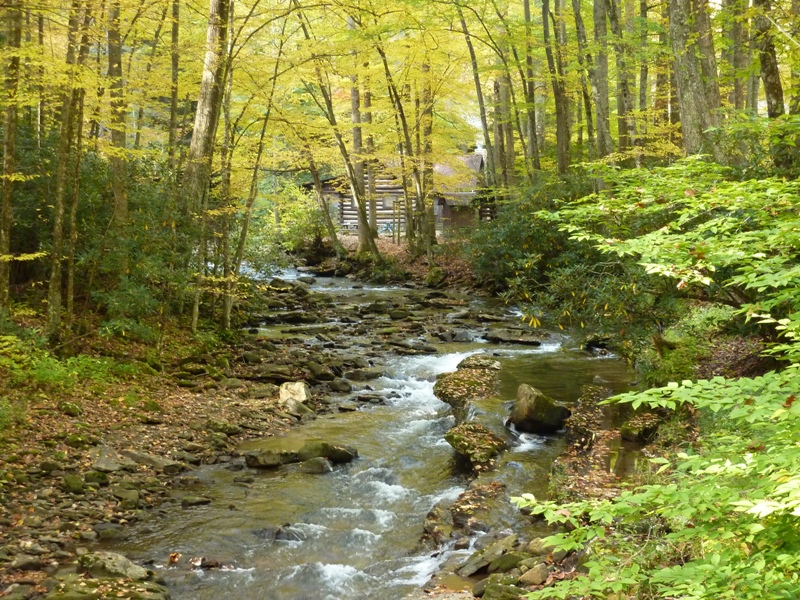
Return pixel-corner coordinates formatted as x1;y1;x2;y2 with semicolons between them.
104;275;634;599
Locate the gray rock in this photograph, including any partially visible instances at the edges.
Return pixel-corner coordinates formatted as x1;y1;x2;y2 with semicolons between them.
482;583;526;600
77;551;149;580
248;383;279;399
118;450;184;475
457;534;518;577
244;449;299;469
90;446;137;473
329;379;352;393
206;419;242;436
299;457;333;474
94;523;126;541
484;329;545;345
473;573;519;597
279;381;312;413
345;367;384;381
11;553;43;571
181;496;212;508
518;562;548;586
508;384;570;434
297;441;358;464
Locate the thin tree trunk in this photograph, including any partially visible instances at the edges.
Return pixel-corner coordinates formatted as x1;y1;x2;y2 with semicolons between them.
46;0;85;341
594;0;613;157
723;0;748;110
791;0;800;114
363;78;377;236
523;0;541;170
1;0;21;314
543;0;571;174
168;0;180;169
638;0;648;120
421;61;436;251
37;13;45;146
133;5;167;150
457;5;497;187
348;18;372;256
66;89;85;333
107;0;128;277
607;0;638;163
571;0;597;159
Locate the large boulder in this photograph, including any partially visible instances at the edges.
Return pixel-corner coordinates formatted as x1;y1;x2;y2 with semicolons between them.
77;552;150;580
297;440;358;464
279;381;312;413
434;363;499;424
444;423;508;470
508;384;570;434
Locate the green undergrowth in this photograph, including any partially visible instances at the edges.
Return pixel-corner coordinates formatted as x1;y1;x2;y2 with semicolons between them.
636;303;740;387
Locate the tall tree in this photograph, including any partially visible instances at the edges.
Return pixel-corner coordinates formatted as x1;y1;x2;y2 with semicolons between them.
593;0;613;158
0;0;21;315
543;0;571;174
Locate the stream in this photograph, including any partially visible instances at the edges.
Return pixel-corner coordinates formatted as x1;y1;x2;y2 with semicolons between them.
104;274;634;599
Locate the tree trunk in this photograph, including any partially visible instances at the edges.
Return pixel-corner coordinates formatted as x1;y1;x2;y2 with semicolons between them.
182;0;230;216
458;5;497;187
363;79;377;236
593;0;613;157
421;61;436;250
692;0;721;116
571;0;597;159
133;5;167;151
523;0;541;170
66;89;86;333
543;0;571;174
723;0;748;110
607;0;638;163
168;0;180;169
668;0;723;160
753;0;790;169
0;0;21;315
638;0;648;119
107;0;128;276
45;0;85;341
791;0;800;114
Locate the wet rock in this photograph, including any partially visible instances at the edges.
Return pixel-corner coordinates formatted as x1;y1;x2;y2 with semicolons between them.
508;384;570;434
344;367;385;381
306;361;335;381
518;561;549;586
298;457;333;474
457;355;501;370
337;401;358;412
297;441;358;464
482;583;526;600
94;522;126;541
389;309;410;320
473;573;519;597
44;574;169;600
77;551;149;580
488;551;529;574
328;379;352;393
484;329;545;346
181;496;212;508
457;534;518;577
244;449;299;469
434;367;499;424
444;423;509;470
63;474;84;494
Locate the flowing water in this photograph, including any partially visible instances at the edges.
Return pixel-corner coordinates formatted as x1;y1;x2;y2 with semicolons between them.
106;276;634;599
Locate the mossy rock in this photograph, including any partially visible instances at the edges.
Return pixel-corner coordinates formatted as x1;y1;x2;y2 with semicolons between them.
58;401;83;417
426;266;446;288
434;368;499;420
620;412;661;443
444;423;509;469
